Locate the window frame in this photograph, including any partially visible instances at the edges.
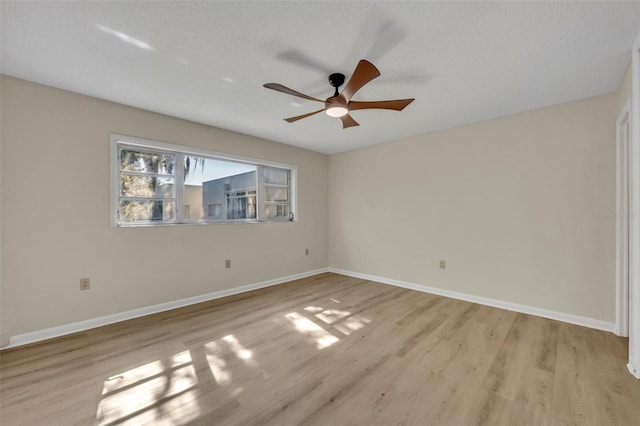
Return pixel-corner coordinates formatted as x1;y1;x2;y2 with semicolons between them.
110;134;298;227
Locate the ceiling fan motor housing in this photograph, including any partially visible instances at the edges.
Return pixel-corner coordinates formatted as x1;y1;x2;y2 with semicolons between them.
325;96;347;109
328;73;345;88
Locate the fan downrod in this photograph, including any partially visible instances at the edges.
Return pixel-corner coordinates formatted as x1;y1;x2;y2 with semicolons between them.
328;73;345;97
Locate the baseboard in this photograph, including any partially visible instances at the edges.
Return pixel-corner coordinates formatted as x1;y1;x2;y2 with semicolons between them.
2;268;329;350
328;268;616;333
3;267;617;350
629;359;640;379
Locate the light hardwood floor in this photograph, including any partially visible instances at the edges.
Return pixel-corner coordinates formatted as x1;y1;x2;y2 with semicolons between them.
1;273;639;425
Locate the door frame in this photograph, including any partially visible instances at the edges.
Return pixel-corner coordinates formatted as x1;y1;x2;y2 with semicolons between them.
628;29;640;379
616;98;631;337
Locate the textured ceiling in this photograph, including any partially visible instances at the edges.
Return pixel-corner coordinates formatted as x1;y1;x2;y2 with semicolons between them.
2;1;639;154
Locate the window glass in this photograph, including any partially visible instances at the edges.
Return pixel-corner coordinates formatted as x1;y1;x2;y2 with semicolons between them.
264;204;289;220
120;175;174;198
262;166;291;221
118;147;176;224
113;137;295;226
120;149;174;174
192;156;256;222
263;167;289;185
264;186;288;202
119;200;176;223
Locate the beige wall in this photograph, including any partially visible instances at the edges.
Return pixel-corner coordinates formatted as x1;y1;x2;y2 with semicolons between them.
0;65;630;340
329;91;619;322
0;75;329;337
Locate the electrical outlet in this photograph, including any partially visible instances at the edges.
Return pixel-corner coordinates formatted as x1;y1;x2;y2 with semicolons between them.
305;248;309;256
440;260;446;269
225;259;231;269
80;277;91;290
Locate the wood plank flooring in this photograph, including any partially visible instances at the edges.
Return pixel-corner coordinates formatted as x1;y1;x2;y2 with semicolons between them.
1;273;638;425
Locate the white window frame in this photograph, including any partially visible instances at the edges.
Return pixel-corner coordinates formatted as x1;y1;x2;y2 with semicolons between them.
110;134;298;227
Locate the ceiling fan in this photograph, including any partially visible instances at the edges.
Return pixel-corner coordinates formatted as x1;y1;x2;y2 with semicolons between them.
263;59;415;129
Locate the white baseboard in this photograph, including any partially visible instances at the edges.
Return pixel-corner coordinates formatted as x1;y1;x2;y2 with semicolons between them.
3;267;617;350
629;359;640;379
2;268;329;350
328;268;616;333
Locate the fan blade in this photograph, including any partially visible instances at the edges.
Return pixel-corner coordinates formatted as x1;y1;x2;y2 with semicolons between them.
340;113;359;129
348;98;414;111
339;60;381;103
284;108;325;123
263;83;323;103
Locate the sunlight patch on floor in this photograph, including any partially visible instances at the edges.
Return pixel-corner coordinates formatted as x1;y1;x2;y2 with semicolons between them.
315;308;351;324
146;387;202;425
304;305;371;336
285;312;340;349
96;351;199;425
204;341;232;385
333;314;371;335
222;334;257;367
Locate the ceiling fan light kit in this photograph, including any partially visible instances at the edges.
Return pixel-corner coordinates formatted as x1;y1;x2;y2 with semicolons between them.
325;106;348;118
263;59;415;129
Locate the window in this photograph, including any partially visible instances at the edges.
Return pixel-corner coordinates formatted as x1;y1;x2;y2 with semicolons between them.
263;166;290;220
118;147;176;224
226;189;256;220
207;204;222;219
111;135;297;226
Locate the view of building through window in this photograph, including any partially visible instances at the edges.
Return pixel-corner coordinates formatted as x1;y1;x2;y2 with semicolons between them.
114;138;294;226
184;156;257;222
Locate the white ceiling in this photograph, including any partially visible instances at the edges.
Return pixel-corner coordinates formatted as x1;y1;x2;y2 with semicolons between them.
2;2;639;154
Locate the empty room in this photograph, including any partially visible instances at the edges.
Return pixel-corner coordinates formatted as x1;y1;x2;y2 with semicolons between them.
1;1;640;425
